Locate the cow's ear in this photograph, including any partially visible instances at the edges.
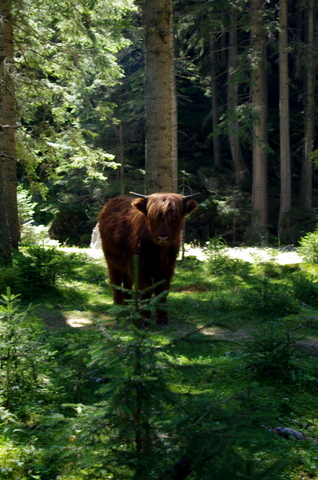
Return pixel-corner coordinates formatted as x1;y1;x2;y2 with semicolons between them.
132;197;148;215
183;199;197;215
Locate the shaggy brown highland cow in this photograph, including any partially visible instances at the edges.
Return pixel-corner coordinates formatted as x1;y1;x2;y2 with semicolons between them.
98;192;198;324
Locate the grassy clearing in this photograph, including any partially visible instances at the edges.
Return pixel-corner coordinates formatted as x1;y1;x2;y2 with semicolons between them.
1;245;318;479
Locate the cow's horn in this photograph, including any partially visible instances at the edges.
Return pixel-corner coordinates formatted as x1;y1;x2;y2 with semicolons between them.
129;191;147;199
183;192;201;199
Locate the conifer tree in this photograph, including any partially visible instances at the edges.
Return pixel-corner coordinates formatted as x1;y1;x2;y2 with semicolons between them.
0;0;19;257
227;7;248;189
0;0;135;259
143;0;178;193
250;0;268;242
278;0;292;239
299;0;316;212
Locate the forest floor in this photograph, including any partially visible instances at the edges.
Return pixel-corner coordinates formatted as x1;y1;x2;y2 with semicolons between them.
18;245;318;480
54;245;313;344
181;246;318;347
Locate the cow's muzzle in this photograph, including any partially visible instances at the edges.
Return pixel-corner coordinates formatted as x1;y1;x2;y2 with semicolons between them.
157;236;169;245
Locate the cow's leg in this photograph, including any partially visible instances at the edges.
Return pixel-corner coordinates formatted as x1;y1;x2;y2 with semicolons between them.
122;273;132;304
156;299;168;325
136;273;153;323
139;285;151;318
108;267;125;304
154;278;171;325
141;291;152;321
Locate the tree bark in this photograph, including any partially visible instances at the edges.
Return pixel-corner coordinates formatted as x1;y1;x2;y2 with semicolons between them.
278;0;292;240
0;164;12;265
119;121;125;195
210;30;221;170
250;0;268;242
0;0;19;250
227;9;248;189
299;0;316;212
143;0;178;194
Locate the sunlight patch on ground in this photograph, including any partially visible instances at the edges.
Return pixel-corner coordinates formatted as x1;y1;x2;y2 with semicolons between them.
183;245;302;265
64;311;93;328
226;246;302;264
60;244;302;265
201;326;252;341
58;246;104;258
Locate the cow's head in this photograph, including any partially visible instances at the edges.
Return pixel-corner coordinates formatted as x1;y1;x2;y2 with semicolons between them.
130;192;199;246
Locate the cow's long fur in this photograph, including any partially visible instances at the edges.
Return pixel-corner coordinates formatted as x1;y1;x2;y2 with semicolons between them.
98;193;197;324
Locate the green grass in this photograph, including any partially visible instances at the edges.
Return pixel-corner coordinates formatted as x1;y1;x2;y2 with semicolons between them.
1;246;318;479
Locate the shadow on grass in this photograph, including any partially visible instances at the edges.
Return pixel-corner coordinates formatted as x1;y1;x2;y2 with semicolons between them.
173;256;314;323
20;281;113;329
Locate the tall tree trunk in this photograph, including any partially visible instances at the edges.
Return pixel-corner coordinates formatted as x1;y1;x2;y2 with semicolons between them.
119;120;125;195
299;0;316;212
250;0;268;242
0;0;19;250
227;9;248;189
210;30;221;170
117;93;125;195
278;0;292;240
143;0;178;194
0;166;12;265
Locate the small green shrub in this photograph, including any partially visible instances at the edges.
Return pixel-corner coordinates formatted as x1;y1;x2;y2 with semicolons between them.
60;262;175;479
17;186;36;225
204;237;237;274
12;245;80;294
298;229;318;263
0;289;57;418
16;245;64;289
18;186;54;247
239;278;300;316
0;246;81;296
243;321;304;384
0;266;23;295
204;238;251;280
291;273;318;307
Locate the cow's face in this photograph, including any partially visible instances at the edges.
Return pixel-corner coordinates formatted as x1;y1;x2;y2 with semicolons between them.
132;193;197;246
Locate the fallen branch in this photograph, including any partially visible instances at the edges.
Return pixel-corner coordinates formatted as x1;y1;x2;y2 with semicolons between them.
263;425;318;443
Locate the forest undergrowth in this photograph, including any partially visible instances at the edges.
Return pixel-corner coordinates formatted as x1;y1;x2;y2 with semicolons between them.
0;241;318;479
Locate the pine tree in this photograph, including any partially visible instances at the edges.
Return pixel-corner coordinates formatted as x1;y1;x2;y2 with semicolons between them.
0;0;19;256
299;0;316;212
278;0;292;239
250;0;268;242
143;0;178;193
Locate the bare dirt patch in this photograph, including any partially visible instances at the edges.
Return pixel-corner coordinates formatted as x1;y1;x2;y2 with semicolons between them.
174;282;211;293
40;309;93;329
200;326;318;354
201;326;253;342
297;336;318;352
